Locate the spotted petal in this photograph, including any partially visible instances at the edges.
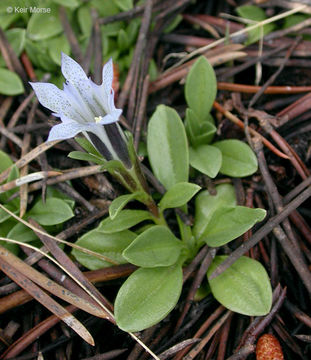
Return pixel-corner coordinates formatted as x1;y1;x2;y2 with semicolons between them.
30;82;84;122
97;110;122;125
61;52;87;84
47;119;87;142
102;58;113;94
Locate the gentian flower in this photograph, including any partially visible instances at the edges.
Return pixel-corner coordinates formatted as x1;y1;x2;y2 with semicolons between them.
30;53;131;167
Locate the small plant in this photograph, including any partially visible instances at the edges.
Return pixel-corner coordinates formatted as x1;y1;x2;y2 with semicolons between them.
17;53;272;333
0;0;162;95
0;149;75;255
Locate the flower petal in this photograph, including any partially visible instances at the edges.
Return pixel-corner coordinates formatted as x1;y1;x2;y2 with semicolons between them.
98;110;122;125
30;82;69;114
47;120;87;142
102;58;113;94
61;53;87;84
30;82;85;122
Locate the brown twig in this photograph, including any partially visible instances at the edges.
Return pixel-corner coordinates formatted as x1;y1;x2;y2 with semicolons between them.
59;6;83;63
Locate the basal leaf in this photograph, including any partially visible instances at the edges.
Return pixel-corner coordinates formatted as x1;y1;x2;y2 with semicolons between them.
236;5;275;44
185;108;216;147
159;182;201;211
213;139;258;177
27;5;63;40
208;256;272;316
193;184;237;240
123;225;182;267
115;264;183;331
77;5;92;38
72;229;136;270
7;222;38;243
0;68;24;95
47;35;70;66
189;145;222;178
0;150;13;173
28;197;74;226
201;206;266;246
109;192;143;220
185;56;217;121
147;105;189;190
98;210;153;233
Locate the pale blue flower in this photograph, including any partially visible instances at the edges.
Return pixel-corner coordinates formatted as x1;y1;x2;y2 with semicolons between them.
30;53;122;143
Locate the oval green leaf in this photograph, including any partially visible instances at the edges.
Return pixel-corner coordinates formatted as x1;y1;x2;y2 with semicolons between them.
115;264;183;331
28;197;74;226
147;105;189;190
208;256;272;316
189;145;222;178
185;109;216;147
47;35;70;66
27;5;63;40
72;229;136;270
98;210;153;233
185;56;217;121
0;68;24;95
0;150;13;172
201;206;266;247
159;182;201;211
7;223;38;243
213;139;258;177
109;192;142;220
123;225;182;267
193;184;237;240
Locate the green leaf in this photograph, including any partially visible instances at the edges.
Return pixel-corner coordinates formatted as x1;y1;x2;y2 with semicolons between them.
28;197;74;225
77;5;92;38
113;0;133;11
46;36;70;66
236;5;267;21
99;210;153;233
147;105;189;189
0;204;18;224
7;223;38;243
68;151;105;165
185;56;217;121
189;145;222;178
0;13;21;31
213;139;258;177
148;58;158;82
163;14;183;34
72;229;136;270
0;166;20;207
109;192;143;220
51;0;80;8
0;220;19;255
115;264;183;331
117;29;129;51
74;137;102;157
123;225;182;267
125;18;140;45
2;28;26;59
27;4;63;40
193;184;237;240
201;206;266;247
0;150;13;173
185;109;216;147
236;5;275;44
159;182;201;211
208;256;272;316
25;38;45;68
91;0;119;17
0;68;24;95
